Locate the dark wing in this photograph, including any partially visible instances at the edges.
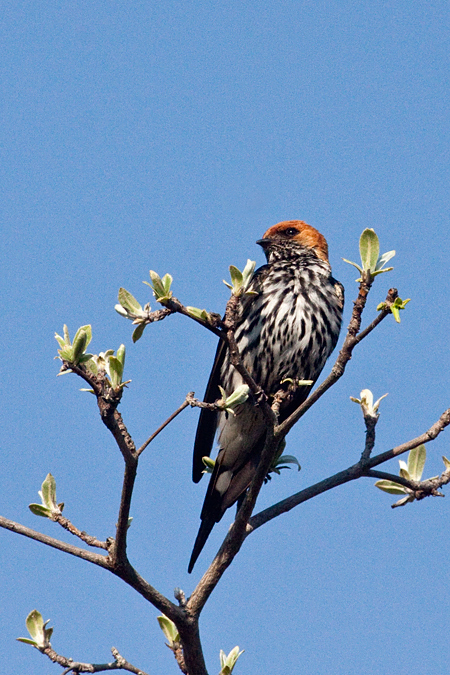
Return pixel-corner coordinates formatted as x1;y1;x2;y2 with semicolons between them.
192;338;227;483
192;263;270;484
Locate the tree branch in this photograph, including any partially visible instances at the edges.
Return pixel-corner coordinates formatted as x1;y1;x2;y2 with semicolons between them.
40;644;149;674
137;398;191;457
52;514;108;549
187;430;279;616
0;516;110;568
248;404;450;532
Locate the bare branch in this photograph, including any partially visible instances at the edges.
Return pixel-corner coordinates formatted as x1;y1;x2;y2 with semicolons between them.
137;398;191;457
64;362;137;463
162;295;224;338
40;644;149;674
0;516;110;568
112;460;138;566
248;404;450;532
52;514;108;549
367;406;450;467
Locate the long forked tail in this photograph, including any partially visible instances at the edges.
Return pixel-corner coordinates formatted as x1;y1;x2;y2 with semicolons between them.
188;517;216;573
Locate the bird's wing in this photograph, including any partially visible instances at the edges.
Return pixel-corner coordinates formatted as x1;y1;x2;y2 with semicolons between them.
192;338;227;483
192;263;270;484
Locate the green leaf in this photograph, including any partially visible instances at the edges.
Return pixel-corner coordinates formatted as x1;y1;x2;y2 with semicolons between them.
392;495;415;507
359;229;379;272
71;329;87;363
148;270;173;301
40;473;57;509
376;249;396;270
342;258;363;274
16;638;38;646
157;615;180;646
83;358;98;375
25;610;44;644
399;466;411;480
374;480;408;495
186;306;210;321
116;344;126;367
219;646;244;674
108;356;123;387
63;325;70;344
28;503;52;518
276;454;301;471
58;346;74;361
202;456;215;473
242;259;256;287
78;353;94;364
371;266;394;278
161;273;173;294
118;287;142;314
443;456;450;470
407;444;426;481
72;325;92;349
132;323;146;343
229;265;243;288
54;333;66;348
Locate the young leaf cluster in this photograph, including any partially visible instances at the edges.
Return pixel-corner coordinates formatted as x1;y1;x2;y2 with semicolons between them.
145;270;173;302
217;384;250;415
223;259;256;297
115;287;152;343
28;474;63;519
377;296;411;323
219;646;245;675
55;325;93;366
350;389;388;418
17;610;53;650
374;445;444;507
343;229;395;282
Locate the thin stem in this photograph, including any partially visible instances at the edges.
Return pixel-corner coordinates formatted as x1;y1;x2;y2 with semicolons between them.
53;514;108;549
365;469;414;489
361;414;378;463
137;399;190;457
41;644;149;674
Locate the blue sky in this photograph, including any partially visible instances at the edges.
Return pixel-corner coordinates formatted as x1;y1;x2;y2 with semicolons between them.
2;1;449;673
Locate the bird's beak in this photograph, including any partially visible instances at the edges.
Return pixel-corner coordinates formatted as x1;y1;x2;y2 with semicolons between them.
256;238;271;249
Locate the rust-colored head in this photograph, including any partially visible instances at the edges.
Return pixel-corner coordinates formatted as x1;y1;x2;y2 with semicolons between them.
259;220;329;262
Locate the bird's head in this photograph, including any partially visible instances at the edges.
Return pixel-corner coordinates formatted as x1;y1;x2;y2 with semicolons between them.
257;220;329;263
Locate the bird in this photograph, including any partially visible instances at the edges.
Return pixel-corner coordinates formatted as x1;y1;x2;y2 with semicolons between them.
188;220;344;572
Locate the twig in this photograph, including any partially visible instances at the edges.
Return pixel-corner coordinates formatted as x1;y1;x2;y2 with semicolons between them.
360;413;378;463
52;514;108;549
41;644;149;674
364;469;415;489
163;296;224;338
137;398;191;457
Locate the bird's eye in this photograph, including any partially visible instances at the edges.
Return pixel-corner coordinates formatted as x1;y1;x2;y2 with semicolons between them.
284;228;299;237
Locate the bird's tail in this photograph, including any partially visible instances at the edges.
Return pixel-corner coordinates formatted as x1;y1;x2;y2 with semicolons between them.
188;517;216;574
